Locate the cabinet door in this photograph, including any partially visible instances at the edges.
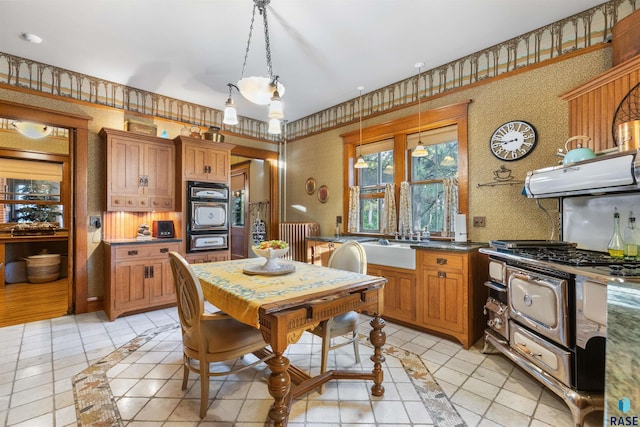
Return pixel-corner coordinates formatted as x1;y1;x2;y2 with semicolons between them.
377;268;417;323
150;259;176;304
114;261;149;310
312;242;340;267
109;137;144;196
421;269;465;333
145;142;175;210
206;148;230;182
183;144;210;181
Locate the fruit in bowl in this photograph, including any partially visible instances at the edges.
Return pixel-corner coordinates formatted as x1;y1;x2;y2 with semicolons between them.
252;240;289;258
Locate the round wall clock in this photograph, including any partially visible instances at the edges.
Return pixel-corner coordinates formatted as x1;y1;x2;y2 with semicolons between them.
490;120;537;161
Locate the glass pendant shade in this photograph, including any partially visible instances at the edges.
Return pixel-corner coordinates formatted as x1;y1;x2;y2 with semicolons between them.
238;76;286;105
222;99;239;125
268;118;282;134
354;156;368;168
412;143;429;157
268;92;284;119
12;121;52;139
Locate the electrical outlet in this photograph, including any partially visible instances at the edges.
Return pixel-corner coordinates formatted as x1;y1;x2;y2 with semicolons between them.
90;216;101;228
473;216;486;227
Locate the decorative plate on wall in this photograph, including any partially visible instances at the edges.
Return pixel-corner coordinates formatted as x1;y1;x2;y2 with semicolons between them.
305;177;316;195
317;185;328;203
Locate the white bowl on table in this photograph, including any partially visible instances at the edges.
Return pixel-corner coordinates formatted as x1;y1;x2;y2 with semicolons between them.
251;246;289;270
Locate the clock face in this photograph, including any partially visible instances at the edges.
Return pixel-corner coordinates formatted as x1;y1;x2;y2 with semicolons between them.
490;120;537;161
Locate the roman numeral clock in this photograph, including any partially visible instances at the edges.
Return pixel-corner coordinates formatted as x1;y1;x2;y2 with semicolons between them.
490;120;538;161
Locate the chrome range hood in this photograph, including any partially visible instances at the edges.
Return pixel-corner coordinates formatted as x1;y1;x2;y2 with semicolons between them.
525;151;640;198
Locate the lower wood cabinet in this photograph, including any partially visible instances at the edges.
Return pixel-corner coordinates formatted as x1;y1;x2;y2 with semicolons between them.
368;249;487;349
416;249;487;349
306;240;341;265
185;250;230;264
368;264;417;324
104;241;180;321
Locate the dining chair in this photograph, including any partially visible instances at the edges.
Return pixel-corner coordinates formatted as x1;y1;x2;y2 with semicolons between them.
168;252;273;418
310;241;366;380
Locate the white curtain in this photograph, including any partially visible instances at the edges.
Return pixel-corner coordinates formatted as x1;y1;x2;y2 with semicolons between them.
347;186;360;233
399;181;412;235
381;183;397;235
442;177;458;237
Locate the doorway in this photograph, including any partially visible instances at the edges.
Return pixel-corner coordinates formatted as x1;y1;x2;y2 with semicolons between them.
231;162;250;259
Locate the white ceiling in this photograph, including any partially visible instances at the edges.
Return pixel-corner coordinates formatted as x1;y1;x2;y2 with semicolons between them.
0;0;606;122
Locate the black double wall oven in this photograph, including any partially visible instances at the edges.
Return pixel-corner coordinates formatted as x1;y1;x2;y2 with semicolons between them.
186;181;229;253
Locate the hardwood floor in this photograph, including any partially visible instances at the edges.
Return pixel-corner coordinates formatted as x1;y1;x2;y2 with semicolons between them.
0;278;69;327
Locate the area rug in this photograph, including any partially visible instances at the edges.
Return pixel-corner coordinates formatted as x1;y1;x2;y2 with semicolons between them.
72;323;464;426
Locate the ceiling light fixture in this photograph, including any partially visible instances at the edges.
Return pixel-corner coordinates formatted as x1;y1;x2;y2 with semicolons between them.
12;121;52;139
224;0;284;134
412;62;428;158
354;86;368;169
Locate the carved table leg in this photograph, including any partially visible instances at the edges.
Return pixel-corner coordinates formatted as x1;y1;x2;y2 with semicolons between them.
266;352;291;427
369;314;386;396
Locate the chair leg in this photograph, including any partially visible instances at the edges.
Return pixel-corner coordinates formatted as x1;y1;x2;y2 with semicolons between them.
352;330;361;364
317;321;332;394
199;359;209;418
182;354;189;390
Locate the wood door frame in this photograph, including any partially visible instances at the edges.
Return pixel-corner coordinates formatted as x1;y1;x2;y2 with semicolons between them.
230;145;279;240
231;162;250;259
0;99;91;313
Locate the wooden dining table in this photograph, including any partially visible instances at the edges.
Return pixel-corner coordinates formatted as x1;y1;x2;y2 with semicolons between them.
191;258;387;427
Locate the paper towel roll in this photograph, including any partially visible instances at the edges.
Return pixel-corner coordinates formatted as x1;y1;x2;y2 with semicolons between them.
454;214;467;242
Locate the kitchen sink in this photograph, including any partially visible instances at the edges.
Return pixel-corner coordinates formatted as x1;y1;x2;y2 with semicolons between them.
360;241;416;270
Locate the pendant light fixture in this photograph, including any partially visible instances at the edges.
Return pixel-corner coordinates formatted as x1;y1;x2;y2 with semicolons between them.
412;62;428;157
12;121;53;139
223;0;284;134
354;86;368;169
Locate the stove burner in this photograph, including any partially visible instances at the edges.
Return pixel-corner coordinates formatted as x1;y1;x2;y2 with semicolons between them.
605;264;640;277
501;247;640;267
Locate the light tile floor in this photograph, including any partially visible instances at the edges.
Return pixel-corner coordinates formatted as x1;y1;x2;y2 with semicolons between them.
0;307;605;426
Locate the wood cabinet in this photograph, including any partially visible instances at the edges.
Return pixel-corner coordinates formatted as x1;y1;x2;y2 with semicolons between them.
416;249;487;349
368;264;417;324
306;240;342;266
101;128;175;211
185;251;230;264
104;241;180;320
175;136;235;183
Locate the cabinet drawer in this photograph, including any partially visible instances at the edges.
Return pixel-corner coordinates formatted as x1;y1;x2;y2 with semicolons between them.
149;196;174;210
420;252;465;270
114;243;180;260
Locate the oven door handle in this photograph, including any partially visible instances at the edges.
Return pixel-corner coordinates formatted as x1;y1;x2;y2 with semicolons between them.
484;281;507;293
515;342;542;358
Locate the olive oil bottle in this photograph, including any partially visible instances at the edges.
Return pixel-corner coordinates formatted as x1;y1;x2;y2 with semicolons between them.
624;212;640;260
608;208;625;258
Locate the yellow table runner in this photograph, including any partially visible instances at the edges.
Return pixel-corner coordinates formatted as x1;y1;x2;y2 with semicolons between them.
191;259;378;328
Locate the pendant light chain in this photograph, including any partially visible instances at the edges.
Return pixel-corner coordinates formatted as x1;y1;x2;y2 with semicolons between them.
417;64;422;142
240;3;258;79
260;2;274;79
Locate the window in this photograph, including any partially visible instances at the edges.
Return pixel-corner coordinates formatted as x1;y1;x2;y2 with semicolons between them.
343;100;469;236
408;126;458;233
358;141;394;233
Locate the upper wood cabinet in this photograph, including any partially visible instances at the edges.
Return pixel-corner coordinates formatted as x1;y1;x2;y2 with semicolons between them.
101;128;176;211
175;136;235;183
561;55;640;152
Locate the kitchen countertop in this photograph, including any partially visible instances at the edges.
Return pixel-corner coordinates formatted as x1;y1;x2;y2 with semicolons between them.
307;236;486;252
103;238;182;246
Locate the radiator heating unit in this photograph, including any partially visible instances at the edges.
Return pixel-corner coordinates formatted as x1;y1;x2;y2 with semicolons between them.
279;222;320;261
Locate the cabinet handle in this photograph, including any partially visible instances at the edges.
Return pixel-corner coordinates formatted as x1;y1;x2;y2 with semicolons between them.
438;271;447;278
149;266;154;278
144;266;149;278
436;258;447;265
139;175;149;187
128;250;138;256
160;248;169;253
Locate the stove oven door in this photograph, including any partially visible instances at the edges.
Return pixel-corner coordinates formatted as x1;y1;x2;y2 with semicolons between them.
507;266;570;347
510;321;572;386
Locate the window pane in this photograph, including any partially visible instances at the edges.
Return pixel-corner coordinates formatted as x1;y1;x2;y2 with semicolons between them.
411;182;444;232
360;198;380;232
412;141;458;181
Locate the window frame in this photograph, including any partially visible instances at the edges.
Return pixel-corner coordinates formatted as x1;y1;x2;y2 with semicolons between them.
341;100;470;236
